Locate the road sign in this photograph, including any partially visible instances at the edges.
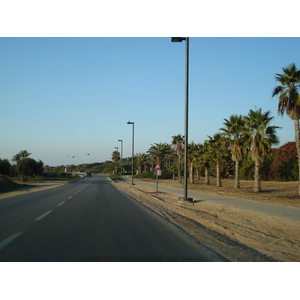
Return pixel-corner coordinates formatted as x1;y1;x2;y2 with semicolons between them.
154;169;162;176
154;164;162;176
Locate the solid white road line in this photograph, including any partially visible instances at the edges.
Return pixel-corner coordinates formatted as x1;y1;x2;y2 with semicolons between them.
57;201;66;207
0;231;24;251
35;210;53;221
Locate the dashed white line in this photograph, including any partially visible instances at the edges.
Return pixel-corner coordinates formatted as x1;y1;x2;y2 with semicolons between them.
68;196;73;199
35;210;53;221
57;201;66;207
0;231;24;251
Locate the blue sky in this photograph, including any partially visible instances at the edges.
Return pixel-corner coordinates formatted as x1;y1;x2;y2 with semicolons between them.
1;37;299;166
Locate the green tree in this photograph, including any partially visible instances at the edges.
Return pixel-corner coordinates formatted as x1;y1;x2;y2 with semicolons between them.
0;158;11;176
220;114;246;189
244;108;280;192
12;150;31;162
111;150;120;173
272;63;300;194
207;133;228;187
16;158;37;181
171;134;184;183
199;141;211;185
135;153;147;174
147;143;169;169
188;142;200;184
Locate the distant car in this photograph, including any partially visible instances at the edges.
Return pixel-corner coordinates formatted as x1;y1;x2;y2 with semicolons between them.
86;171;92;177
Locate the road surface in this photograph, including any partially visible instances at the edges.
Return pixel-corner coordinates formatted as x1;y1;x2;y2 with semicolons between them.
0;175;219;261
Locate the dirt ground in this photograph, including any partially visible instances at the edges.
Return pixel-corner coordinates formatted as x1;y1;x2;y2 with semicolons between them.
0;180;65;199
113;178;300;262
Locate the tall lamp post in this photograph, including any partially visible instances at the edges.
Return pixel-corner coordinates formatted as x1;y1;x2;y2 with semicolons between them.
127;121;135;185
171;37;193;202
118;139;123;178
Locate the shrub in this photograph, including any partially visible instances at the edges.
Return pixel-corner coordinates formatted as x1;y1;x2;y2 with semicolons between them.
269;142;298;181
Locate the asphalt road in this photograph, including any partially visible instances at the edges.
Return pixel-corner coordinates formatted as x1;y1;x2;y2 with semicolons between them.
0;175;219;262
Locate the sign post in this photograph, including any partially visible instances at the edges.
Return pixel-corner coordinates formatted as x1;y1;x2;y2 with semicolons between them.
154;164;162;192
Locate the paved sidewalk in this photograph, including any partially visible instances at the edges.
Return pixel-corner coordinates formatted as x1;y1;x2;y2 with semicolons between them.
122;177;300;222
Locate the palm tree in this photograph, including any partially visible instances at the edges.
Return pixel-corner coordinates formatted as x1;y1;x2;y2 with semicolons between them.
111;150;120;174
147;143;170;169
244;108;280;192
12;150;31;162
220;114;245;189
171;134;184;182
135;153;147;174
188;142;199;184
199;142;211;185
207;133;228;187
272;63;300;194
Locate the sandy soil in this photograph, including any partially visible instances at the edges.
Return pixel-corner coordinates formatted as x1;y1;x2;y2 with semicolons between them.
0;181;66;199
113;178;300;262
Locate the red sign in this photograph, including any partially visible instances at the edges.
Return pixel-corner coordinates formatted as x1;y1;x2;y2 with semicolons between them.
154;164;162;176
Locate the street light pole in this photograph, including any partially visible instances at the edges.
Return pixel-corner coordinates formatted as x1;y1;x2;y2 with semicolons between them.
127;121;135;185
118;139;123;178
171;37;193;202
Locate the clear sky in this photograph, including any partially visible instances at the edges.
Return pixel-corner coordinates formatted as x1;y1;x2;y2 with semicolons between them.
1;37;299;166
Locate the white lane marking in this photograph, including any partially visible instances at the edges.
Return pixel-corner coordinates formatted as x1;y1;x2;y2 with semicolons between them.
74;193;77;195
0;231;24;251
57;201;66;207
68;196;73;199
35;210;53;221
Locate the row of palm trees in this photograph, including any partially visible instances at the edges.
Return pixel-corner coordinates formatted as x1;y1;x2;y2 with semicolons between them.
112;63;300;194
112;106;280;193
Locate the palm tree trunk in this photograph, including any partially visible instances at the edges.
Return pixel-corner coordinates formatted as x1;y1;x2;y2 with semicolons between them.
204;166;210;185
234;160;240;189
178;156;182;183
189;163;194;183
254;160;261;192
294;119;300;196
216;159;222;187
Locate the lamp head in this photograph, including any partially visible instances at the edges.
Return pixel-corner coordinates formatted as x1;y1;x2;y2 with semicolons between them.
171;37;186;42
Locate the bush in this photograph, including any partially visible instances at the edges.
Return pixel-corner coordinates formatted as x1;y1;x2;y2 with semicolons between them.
109;174;123;180
269;142;298;181
0;158;11;176
134;169;174;179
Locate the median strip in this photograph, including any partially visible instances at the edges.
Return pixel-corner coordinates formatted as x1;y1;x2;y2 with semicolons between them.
35;210;53;221
0;231;24;251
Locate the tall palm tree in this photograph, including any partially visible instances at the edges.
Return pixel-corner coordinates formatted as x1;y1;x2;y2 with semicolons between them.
220;114;245;189
171;134;184;182
244;108;280;192
147;143;170;168
207;133;227;187
272;63;300;194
